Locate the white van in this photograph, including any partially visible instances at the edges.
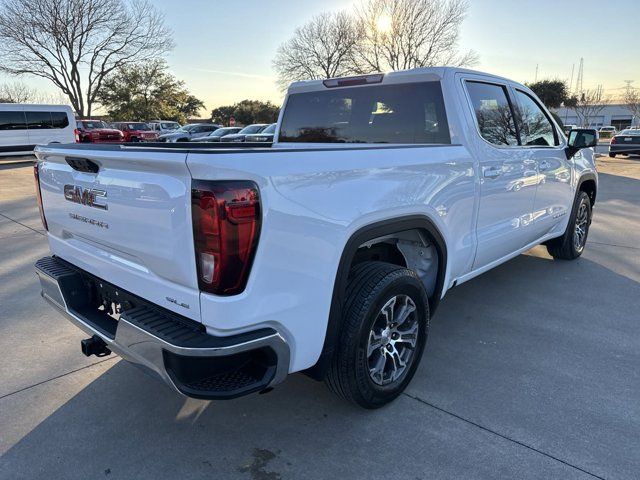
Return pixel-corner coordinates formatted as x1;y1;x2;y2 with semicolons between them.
0;104;75;156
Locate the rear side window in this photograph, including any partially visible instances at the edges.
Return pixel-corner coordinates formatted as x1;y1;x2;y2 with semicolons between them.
51;112;70;129
466;81;518;146
0;111;27;130
279;81;450;144
25;111;53;129
514;90;558;146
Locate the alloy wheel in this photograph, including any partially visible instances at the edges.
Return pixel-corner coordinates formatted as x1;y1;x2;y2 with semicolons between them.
574;202;589;252
366;294;419;386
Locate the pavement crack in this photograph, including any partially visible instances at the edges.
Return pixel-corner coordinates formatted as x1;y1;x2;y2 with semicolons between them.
0;357;117;401
402;392;606;480
0;212;45;237
588;241;640;251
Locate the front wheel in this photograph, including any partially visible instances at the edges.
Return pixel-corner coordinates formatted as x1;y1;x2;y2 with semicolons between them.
546;191;592;260
325;261;429;409
610;152;617;158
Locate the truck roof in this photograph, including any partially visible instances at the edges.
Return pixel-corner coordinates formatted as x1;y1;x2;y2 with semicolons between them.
287;66;518;94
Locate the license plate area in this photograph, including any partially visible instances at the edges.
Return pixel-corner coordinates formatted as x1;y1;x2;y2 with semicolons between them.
66;270;141;339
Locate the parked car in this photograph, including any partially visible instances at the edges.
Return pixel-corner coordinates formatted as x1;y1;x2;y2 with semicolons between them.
33;67;598;408
244;123;277;143
0;104;76;155
220;123;269;142
148;120;181;134
598;125;617;139
609;129;640;157
112;122;159;142
76;120;124;143
158;123;221;142
191;127;243;142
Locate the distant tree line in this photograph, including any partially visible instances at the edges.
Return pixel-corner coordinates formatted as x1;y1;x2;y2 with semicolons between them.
211;100;280;126
96;60;204;123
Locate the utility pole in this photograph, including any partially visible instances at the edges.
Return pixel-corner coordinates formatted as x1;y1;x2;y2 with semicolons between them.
569;64;575;92
575;57;584;95
534;64;539;82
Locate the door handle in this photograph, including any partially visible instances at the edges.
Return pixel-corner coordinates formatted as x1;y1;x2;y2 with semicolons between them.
483;166;502;179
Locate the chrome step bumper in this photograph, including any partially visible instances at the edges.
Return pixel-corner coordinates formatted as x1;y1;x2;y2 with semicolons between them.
35;256;290;399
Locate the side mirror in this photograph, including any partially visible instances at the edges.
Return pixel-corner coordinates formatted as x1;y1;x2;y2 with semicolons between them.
566;128;598;159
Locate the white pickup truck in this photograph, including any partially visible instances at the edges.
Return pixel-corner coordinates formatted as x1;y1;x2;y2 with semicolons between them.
34;67;598;408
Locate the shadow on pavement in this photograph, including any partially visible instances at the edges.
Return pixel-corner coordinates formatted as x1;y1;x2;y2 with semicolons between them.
1;250;638;480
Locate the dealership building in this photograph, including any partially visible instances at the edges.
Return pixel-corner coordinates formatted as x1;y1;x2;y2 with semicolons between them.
556;104;638;130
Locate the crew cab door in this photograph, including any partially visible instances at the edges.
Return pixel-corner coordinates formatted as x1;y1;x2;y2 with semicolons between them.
510;89;574;238
462;80;540;269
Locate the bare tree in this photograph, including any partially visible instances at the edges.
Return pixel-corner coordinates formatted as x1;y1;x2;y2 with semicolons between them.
622;86;640;127
0;81;37;103
273;11;360;90
0;0;173;116
574;88;609;127
351;0;478;73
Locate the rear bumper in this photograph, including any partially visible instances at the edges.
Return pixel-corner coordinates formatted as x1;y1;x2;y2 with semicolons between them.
35;256;290;399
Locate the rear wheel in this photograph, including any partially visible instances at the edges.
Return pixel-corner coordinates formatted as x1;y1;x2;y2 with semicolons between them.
546;191;592;260
610;152;617;158
325;261;429;408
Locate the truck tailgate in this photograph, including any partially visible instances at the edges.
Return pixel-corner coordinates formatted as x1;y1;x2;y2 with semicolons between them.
35;146;201;321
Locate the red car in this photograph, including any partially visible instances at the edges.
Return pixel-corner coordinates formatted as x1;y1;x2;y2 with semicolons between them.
112;122;159;142
76;120;124;143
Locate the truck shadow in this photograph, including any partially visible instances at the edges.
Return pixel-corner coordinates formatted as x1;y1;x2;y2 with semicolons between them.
2;247;639;479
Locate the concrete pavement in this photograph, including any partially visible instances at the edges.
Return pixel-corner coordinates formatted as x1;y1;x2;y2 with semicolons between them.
0;157;638;479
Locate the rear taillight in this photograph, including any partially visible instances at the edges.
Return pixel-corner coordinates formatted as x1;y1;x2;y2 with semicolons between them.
74;128;80;142
33;163;48;231
610;137;617;144
191;181;261;295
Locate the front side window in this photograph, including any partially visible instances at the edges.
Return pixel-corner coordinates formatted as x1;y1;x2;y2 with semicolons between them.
514;90;557;146
0;111;27;130
466;81;518;146
25;111;53;129
279;81;450;144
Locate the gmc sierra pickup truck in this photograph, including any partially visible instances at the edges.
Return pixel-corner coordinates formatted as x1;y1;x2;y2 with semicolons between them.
34;68;598;408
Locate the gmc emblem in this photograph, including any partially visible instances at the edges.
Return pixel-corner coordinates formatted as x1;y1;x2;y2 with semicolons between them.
63;184;108;210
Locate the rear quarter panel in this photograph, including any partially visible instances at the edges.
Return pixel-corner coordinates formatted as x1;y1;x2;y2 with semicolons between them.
187;144;477;371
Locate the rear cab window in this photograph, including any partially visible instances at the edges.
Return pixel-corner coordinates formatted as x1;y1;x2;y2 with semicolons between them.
279;81;451;144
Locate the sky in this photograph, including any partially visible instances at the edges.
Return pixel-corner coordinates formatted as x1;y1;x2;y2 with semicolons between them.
2;0;638;115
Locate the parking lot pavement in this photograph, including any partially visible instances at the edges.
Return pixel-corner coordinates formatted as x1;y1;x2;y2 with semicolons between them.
1;157;639;480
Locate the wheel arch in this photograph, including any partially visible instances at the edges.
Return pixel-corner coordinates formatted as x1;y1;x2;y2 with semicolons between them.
577;172;597;205
304;215;448;380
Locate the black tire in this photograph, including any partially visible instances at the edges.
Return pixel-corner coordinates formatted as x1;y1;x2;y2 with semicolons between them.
546;191;592;260
325;261;429;409
610;153;617;158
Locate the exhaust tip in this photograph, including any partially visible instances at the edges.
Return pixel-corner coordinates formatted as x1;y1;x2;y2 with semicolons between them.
81;335;112;357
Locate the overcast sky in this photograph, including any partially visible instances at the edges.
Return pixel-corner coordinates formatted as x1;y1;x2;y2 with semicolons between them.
3;0;638;115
